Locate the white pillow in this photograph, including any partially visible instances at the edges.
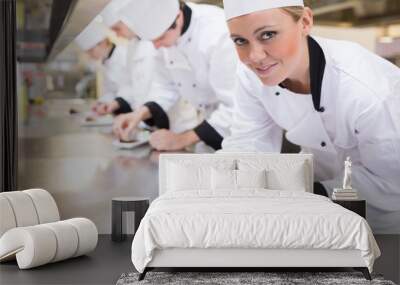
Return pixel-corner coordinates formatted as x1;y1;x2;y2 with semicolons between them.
211;168;236;190
211;169;268;191
167;162;211;191
267;163;306;191
238;160;307;191
166;159;236;192
236;169;267;189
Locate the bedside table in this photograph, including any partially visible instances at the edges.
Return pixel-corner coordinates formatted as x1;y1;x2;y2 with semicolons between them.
332;199;366;218
112;197;150;242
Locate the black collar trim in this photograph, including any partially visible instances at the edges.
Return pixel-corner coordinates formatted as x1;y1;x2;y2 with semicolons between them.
105;43;116;62
278;36;326;112
181;4;192;36
308;36;326;112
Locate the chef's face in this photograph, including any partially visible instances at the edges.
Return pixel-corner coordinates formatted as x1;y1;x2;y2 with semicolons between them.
112;21;136;39
152;11;183;49
87;39;111;61
228;8;312;86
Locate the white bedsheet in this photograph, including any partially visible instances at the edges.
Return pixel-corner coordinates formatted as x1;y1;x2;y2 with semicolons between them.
131;190;380;273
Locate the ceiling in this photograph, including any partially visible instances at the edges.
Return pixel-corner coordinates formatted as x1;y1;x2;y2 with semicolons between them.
197;0;400;26
16;0;110;62
308;0;400;27
17;0;400;62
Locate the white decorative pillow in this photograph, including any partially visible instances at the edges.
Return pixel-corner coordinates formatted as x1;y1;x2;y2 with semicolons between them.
236;169;267;189
166;159;236;192
211;168;268;191
211;168;236;190
238;159;308;191
267;163;306;191
167;162;211;191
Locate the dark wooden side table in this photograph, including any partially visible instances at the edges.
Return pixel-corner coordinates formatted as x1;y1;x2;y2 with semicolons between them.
332;199;366;218
112;197;149;242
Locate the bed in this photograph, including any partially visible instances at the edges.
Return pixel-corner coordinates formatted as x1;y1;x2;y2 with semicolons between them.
131;153;380;281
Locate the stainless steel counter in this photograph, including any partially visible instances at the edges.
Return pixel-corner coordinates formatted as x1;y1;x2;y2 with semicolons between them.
18;99;159;234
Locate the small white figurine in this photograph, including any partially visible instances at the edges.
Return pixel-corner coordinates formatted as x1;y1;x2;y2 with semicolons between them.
343;157;352;190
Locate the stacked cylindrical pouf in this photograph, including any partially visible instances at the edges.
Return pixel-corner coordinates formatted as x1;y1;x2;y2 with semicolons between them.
0;189;98;269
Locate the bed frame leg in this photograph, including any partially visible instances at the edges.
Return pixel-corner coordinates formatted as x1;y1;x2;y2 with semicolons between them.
138;268;148;281
354;267;371;280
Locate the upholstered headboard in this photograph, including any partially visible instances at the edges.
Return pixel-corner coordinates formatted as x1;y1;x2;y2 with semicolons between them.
159;153;314;195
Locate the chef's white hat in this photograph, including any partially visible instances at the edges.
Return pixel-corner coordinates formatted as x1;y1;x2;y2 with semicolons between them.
223;0;304;20
101;0;130;27
75;18;109;51
119;0;180;40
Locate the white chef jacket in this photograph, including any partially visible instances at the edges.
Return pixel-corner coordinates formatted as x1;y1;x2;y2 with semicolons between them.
124;39;200;134
222;36;400;234
99;40;159;115
122;39;158;109
145;2;238;150
100;44;132;104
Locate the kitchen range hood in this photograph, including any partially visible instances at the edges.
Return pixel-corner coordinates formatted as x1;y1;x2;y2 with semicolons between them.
47;0;110;61
17;0;110;62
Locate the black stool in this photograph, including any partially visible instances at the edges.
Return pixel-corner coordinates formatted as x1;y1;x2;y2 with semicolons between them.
112;197;149;242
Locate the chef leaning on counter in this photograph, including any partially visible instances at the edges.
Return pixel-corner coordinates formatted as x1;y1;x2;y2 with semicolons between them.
113;0;238;152
221;0;400;233
100;0;158;114
75;17;133;116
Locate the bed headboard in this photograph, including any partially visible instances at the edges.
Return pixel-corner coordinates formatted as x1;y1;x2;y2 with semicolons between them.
159;153;314;195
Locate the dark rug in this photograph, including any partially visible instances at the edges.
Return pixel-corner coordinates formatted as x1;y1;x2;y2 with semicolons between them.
116;271;396;285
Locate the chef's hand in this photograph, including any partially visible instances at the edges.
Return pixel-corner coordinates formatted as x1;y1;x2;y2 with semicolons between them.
113;113;141;141
149;130;200;151
91;102;102;113
112;106;152;141
92;101;109;116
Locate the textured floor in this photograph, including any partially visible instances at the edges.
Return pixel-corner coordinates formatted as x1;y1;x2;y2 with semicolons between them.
0;235;133;285
1;235;398;285
117;271;395;285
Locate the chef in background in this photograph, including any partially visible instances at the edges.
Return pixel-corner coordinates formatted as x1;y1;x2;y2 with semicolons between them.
75;17;133;116
99;0;158;114
112;0;238;152
100;0;198;135
221;0;400;233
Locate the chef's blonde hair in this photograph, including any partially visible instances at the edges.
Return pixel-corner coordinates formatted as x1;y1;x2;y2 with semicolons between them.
281;6;304;22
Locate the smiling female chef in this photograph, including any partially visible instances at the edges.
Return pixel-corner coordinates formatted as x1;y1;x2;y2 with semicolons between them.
112;0;238;151
221;0;400;233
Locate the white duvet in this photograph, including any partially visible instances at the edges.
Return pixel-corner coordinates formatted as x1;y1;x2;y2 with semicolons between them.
131;190;380;273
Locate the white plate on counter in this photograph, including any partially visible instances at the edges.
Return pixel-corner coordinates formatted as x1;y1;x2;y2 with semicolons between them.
112;131;151;149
